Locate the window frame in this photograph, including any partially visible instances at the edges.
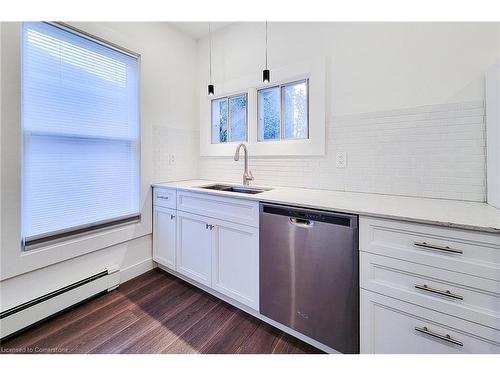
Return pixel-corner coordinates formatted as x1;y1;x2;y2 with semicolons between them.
21;21;142;251
257;79;310;142
211;92;248;144
199;57;325;157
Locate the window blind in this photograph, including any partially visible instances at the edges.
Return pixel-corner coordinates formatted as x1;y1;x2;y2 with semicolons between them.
22;22;140;249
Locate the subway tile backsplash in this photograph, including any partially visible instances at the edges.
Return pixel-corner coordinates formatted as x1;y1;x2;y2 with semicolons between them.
198;101;486;202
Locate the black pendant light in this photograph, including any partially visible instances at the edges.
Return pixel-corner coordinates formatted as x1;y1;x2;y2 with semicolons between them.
263;21;270;83
208;22;215;96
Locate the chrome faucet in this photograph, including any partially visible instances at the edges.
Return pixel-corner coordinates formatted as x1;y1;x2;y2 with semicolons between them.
234;143;254;186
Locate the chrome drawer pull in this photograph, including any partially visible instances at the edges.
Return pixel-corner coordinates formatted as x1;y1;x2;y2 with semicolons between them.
415;326;463;347
157;195;170;200
414;241;463;254
415;284;463;300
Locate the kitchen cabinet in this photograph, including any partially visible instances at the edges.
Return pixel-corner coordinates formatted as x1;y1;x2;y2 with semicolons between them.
212;219;259;310
175;211;259;309
153;183;500;353
152;206;177;270
359;216;500;354
176;211;214;287
153;187;260;310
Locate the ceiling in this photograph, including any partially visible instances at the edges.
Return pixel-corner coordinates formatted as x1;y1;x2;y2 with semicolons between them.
169;22;233;40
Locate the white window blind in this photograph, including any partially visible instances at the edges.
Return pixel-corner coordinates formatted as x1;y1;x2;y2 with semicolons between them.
22;22;140;249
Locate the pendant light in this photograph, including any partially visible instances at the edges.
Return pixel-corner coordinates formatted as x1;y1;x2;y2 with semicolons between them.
263;21;270;83
208;22;215;96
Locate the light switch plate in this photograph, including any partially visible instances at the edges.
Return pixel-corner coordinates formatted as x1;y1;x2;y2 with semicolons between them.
335;152;347;168
169;153;176;165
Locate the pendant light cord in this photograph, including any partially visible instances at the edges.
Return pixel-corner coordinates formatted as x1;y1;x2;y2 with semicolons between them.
208;22;212;83
265;21;268;69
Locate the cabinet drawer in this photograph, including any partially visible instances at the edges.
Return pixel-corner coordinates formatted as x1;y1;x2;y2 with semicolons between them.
360;216;500;280
361;290;500;354
153;188;176;209
177;191;259;227
360;252;500;329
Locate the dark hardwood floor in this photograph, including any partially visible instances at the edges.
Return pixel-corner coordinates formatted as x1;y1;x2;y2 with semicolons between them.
0;268;323;354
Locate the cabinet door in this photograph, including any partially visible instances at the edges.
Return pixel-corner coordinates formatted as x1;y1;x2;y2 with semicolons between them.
153;206;176;270
212;220;259;310
176;211;213;287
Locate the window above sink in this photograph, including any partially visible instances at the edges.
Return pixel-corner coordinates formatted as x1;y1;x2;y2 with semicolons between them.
199;57;325;157
211;93;248;144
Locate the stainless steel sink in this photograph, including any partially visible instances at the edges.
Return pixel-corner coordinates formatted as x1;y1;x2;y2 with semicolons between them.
198;184;272;195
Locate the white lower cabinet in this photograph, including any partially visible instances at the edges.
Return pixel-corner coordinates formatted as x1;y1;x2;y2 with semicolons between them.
176;211;213;287
360;216;500;354
153;188;260;311
175;211;259;309
212;220;259;310
153;206;177;270
361;289;500;354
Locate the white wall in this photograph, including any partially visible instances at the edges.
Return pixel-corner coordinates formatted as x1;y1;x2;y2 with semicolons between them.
197;22;500;201
0;22;198;310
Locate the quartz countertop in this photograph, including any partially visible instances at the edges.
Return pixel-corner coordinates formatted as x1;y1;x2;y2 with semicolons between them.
152;179;500;234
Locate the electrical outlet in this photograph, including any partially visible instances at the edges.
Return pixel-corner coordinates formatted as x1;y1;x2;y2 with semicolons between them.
335;152;347;168
169;153;176;165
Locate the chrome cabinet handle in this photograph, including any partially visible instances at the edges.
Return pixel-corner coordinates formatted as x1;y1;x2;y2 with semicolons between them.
205;223;214;230
415;284;463;300
289;217;314;228
415;326;463;347
157;195;170;200
170;214;175;220
414;241;463;255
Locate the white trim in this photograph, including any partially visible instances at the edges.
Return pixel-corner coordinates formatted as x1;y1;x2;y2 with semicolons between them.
157;263;338;354
200;57;326;157
120;258;154;283
49;22;141;59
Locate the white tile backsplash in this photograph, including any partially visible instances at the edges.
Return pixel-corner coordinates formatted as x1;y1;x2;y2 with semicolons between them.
198;101;486;202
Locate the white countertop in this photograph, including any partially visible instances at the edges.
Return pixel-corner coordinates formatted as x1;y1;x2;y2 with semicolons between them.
152;179;500;234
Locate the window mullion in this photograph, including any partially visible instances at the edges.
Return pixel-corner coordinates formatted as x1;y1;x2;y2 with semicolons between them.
226;97;231;143
280;84;284;140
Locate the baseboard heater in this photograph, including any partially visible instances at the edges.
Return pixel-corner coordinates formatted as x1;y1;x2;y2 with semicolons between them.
0;266;120;340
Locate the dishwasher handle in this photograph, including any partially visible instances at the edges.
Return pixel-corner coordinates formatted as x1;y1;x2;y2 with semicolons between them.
289;217;314;228
261;203;358;228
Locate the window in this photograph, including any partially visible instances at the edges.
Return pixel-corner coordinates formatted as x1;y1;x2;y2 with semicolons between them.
258;79;308;141
211;93;247;143
22;22;140;249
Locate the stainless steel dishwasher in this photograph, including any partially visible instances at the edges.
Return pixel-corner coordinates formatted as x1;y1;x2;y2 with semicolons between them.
259;203;359;353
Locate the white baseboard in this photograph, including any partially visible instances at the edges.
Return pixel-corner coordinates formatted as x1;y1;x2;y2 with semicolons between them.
120;258;154;283
1;269;119;340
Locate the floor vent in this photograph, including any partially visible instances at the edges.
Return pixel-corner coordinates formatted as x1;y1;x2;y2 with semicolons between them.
0;266;120;340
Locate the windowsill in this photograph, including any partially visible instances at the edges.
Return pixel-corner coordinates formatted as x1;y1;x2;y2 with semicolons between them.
23;215;142;252
2;219;152;281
